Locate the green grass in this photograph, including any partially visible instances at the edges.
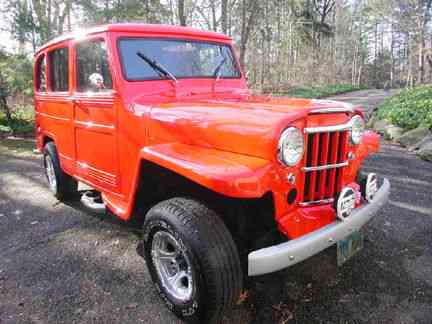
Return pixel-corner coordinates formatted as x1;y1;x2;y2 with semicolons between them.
0;104;35;136
274;84;367;99
377;85;432;130
0;137;36;154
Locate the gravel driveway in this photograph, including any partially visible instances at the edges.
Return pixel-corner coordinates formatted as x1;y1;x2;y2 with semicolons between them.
1;90;431;324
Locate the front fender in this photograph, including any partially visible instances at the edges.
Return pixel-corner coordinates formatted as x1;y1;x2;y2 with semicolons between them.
362;130;381;154
139;143;274;198
343;130;381;182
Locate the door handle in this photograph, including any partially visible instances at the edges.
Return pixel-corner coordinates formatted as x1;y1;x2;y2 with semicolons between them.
71;98;82;105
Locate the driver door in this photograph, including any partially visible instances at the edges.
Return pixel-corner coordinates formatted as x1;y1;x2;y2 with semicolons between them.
72;36;119;192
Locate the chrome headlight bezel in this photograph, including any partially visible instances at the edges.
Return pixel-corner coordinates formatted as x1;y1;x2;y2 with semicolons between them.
278;127;305;166
350;115;365;145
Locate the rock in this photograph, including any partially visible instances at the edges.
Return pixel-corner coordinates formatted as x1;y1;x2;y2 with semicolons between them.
385;125;404;140
417;140;432;162
372;119;389;134
397;127;431;148
408;134;432;151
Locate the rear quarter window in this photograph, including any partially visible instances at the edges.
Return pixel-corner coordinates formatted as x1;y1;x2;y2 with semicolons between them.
48;47;69;92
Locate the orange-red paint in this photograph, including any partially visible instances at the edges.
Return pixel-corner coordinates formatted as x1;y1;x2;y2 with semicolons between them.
34;24;380;239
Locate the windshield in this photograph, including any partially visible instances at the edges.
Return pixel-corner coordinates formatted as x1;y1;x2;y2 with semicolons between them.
118;38;241;81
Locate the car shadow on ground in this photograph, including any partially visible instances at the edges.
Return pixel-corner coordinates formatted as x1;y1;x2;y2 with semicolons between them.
1;144;432;324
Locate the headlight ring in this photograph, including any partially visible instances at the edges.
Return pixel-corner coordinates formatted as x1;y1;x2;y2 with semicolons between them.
350;115;365;145
278;127;305;166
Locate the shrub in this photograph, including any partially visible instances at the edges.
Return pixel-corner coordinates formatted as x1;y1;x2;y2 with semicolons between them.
377;86;432;130
0;104;34;135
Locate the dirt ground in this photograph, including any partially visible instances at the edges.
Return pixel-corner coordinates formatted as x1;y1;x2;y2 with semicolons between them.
1;90;432;324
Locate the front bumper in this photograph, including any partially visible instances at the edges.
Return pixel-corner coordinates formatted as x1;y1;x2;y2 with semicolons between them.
248;178;390;276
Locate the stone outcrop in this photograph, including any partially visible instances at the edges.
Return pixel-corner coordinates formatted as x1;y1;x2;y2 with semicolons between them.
397;127;431;148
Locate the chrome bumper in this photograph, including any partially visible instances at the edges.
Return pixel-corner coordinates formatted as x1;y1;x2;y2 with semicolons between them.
248;178;390;276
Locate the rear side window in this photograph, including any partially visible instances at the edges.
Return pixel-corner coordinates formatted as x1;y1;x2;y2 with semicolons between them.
49;47;69;92
76;40;113;92
36;55;47;92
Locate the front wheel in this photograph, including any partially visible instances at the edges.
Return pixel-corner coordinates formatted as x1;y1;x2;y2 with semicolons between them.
142;197;243;323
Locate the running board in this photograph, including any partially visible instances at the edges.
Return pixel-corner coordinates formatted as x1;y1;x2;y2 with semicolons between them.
81;190;106;214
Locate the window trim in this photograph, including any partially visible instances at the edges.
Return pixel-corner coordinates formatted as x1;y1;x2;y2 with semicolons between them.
116;36;242;82
35;54;47;94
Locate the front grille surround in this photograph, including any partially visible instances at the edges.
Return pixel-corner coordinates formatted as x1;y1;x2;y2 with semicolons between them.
301;128;349;205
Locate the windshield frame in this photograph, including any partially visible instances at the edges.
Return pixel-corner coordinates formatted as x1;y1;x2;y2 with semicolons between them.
116;36;242;82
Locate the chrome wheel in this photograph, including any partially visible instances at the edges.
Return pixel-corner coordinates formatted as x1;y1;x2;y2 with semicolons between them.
151;231;194;302
44;155;57;193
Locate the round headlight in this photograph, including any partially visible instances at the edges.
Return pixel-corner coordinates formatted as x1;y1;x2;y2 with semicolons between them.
350;115;365;144
278;127;304;166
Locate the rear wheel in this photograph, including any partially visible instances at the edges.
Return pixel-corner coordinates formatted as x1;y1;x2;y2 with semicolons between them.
43;142;78;201
142;197;243;323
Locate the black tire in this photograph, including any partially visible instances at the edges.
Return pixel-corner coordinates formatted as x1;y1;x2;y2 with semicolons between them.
142;197;243;323
43;142;78;201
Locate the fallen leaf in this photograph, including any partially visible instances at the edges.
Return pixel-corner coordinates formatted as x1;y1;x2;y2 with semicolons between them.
126;302;139;310
236;290;249;305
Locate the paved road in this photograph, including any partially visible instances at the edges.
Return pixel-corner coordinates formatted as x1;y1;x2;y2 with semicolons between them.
1;90;432;324
327;89;400;117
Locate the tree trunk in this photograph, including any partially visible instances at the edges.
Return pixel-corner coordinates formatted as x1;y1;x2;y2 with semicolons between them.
221;0;228;34
0;96;11;123
239;0;259;68
178;0;186;26
418;32;425;84
390;23;395;88
211;1;217;31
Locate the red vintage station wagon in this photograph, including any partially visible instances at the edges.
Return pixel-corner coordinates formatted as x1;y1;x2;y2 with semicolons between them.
34;24;390;323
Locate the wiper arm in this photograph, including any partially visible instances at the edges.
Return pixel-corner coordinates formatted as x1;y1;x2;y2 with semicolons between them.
136;51;177;83
212;57;227;81
211;57;227;95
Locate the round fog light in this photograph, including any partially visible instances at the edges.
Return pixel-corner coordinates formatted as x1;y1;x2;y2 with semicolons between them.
365;173;378;202
336;187;356;221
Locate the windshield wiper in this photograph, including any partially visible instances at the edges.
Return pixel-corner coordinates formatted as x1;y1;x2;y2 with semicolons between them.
136;51;177;83
212;57;227;81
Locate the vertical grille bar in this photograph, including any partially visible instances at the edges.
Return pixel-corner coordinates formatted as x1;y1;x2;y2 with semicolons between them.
326;132;340;198
317;132;330;200
335;131;349;193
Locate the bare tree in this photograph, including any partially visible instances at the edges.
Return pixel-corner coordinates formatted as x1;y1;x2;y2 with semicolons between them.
178;0;186;26
221;0;228;34
239;0;260;67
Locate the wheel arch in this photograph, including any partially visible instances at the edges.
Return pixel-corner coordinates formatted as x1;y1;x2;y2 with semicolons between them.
128;146;277;245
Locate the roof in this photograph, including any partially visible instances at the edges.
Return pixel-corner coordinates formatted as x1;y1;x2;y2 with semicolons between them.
36;23;232;55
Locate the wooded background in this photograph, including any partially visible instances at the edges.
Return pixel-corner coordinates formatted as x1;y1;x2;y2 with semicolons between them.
1;0;432;94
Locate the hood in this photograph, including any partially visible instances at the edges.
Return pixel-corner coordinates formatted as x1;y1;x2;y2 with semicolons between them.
134;96;357;160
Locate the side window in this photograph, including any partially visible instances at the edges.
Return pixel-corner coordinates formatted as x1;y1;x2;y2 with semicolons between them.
36;55;47;92
49;47;69;92
76;40;113;92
